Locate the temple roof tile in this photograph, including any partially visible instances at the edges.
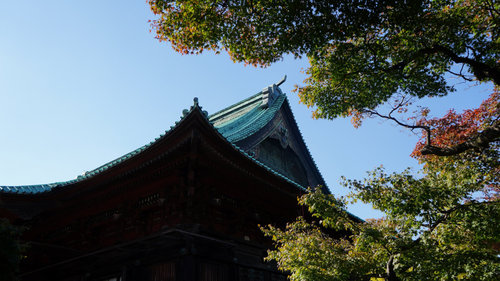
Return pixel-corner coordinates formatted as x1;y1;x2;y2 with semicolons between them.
0;85;322;195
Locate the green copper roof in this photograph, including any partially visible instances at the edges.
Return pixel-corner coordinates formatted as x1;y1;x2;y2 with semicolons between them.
0;89;308;195
209;88;285;142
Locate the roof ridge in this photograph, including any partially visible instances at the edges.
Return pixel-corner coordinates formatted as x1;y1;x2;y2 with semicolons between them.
0;91;310;196
208;91;263;121
281;97;329;192
0;98;205;194
228;142;307;191
219;94;286;143
203;101;307;191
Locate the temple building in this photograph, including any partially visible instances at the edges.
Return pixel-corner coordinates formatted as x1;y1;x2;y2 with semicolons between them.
0;80;329;281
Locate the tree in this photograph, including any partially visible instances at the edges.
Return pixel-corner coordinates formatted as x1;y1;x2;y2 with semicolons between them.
264;159;499;280
148;0;500;280
261;92;499;280
262;165;499;280
148;0;500;156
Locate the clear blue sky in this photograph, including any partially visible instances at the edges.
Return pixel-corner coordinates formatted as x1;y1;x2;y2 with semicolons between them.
0;1;493;219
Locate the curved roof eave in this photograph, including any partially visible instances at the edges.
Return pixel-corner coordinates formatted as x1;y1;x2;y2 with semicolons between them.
0;97;307;195
213;94;286;143
0;99;206;195
280;97;329;192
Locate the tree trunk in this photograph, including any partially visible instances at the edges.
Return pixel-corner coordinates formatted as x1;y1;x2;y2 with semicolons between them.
386;255;401;281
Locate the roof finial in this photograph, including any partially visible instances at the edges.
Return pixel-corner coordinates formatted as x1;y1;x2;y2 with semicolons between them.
193;97;199;106
276;75;287;86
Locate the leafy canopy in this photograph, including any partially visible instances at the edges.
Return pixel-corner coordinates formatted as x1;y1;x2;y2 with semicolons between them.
262;144;500;280
149;0;499;119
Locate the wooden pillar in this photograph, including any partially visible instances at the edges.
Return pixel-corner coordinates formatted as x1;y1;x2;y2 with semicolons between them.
123;262;150;281
178;254;196;281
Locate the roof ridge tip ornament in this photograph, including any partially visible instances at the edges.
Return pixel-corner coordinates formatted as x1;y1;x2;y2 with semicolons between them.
189;97;200;112
190;97;208;117
276;75;287;87
262;75;286;108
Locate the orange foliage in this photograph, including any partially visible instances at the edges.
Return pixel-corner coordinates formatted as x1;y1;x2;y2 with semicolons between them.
412;89;499;160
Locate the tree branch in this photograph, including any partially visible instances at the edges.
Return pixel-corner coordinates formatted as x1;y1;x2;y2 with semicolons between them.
362;108;432;145
446;69;475;82
391;44;500;86
410;199;499;252
421;119;500;156
428;44;500;85
386;255;401;281
364;102;499;157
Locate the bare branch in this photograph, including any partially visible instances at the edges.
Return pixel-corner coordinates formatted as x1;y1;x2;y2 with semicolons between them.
362;108;432;145
447;69;475;82
364;100;499;157
424;45;500;85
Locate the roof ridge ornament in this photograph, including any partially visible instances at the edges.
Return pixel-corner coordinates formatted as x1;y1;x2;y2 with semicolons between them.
262;75;286;108
190;97;200;111
189;97;209;117
277;75;287;86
